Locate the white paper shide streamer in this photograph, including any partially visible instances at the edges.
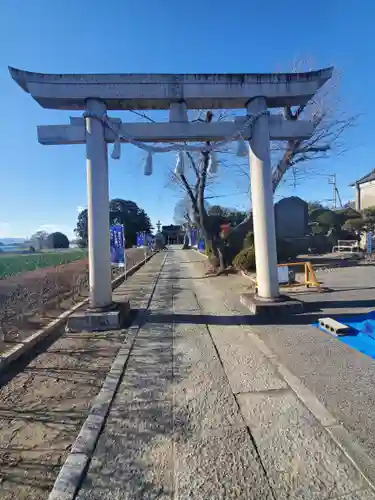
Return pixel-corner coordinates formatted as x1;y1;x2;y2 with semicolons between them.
174;151;185;175
144;152;153;176
207;152;218;174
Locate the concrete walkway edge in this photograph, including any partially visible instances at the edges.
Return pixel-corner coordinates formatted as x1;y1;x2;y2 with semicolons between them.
243;326;375;491
186;249;375;493
47;253;168;500
220;283;375;494
183;248;375;493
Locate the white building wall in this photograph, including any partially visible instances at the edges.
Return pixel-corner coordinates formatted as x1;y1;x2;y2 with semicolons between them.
359;180;375;210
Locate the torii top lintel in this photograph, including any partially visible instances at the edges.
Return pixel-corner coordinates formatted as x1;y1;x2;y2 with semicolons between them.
9;66;333;111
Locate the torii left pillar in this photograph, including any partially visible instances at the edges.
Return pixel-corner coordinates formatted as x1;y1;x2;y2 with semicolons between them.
85;99;112;309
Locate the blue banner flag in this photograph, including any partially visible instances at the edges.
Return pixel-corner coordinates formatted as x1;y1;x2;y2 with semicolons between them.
146;234;154;248
366;232;373;255
136;231;146;247
110;225;126;267
198;237;205;252
191;228;198;247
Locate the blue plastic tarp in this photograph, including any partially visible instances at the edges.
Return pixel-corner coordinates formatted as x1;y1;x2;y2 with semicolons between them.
317;311;375;360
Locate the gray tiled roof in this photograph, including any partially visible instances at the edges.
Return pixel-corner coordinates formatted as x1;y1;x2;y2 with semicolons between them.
350;168;375;186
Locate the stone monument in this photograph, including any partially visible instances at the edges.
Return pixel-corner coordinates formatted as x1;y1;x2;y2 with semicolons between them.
275;196;309;240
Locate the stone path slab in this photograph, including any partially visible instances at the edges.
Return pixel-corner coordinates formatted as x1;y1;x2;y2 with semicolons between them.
74;249;374;500
77;251;273;499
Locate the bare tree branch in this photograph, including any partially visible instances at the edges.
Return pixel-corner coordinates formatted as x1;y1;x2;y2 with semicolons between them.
128;110;157;123
168;63;360;246
269;68;360;192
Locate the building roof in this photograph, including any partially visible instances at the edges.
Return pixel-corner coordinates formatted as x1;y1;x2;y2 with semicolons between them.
162;225;182;231
350;169;375;186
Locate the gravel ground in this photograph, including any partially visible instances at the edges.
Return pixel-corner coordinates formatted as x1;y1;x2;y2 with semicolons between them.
0;252;164;500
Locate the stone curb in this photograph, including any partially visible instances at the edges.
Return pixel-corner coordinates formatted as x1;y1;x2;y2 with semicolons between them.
192;247;208;258
238;314;375;492
47;252;168;500
191;248;375;492
186;247;375;492
0;252;156;374
240;270;255;281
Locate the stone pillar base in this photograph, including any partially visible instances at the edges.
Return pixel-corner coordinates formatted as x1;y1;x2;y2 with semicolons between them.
240;292;304;317
65;301;130;333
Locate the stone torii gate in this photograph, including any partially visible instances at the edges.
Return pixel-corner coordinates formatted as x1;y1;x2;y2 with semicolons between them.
9;66;332;313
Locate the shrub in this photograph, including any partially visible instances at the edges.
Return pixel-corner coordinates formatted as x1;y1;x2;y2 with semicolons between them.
234;238;298;271
47;232;70;249
276;239;299;263
311;224;326;235
233;246;256;271
243;232;254;249
308;234;331;254
343;218;364;233
315;210;340;230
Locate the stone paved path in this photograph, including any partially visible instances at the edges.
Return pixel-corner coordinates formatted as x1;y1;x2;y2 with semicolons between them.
76;249;374;500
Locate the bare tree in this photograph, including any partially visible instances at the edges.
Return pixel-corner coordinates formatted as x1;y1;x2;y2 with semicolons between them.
227;68;360;235
173;197;193;226
30;230;49;250
271;70;360;192
127;66;359;271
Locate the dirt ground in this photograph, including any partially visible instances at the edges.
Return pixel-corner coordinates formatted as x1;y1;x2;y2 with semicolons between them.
0;324;130;500
0;248;151;500
0;248;149;344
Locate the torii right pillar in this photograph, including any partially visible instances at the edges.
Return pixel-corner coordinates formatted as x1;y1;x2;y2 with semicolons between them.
247;97;279;300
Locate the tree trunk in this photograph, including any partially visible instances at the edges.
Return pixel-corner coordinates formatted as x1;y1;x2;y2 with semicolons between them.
199;226;226;272
182;230;190;249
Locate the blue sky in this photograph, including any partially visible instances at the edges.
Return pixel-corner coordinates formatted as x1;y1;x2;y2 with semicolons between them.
0;0;374;239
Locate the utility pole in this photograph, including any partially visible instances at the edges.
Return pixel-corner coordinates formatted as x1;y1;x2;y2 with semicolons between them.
328;174;342;209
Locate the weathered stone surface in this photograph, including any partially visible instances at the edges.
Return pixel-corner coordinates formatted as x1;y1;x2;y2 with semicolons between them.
113;325;173;404
77;249;273;499
240;292;304;316
326;424;375;489
237;390;365;498
65;304;129;333
208;324;287;393
274;196;308;239
174;426;273;500
75;248;371;500
330;490;375;500
173;325;245;433
48;453;88;500
77;402;174;500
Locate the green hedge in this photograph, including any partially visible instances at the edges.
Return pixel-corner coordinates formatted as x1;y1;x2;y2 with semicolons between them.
233;246;256;271
233;238;299;272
